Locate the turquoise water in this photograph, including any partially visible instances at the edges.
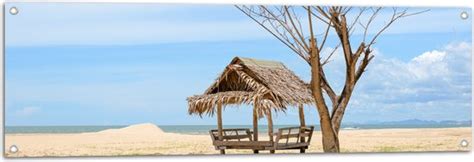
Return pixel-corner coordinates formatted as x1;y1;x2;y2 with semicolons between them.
4;123;471;135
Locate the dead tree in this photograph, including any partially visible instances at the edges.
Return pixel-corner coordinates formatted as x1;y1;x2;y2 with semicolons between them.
236;5;427;152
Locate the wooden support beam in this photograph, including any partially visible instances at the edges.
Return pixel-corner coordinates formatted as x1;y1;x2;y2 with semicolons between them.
253;101;259;154
298;104;306;127
298;104;306;153
266;109;275;154
300;148;306;153
217;102;225;154
214;141;273;146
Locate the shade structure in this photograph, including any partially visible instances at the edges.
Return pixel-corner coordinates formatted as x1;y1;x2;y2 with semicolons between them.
187;57;315;154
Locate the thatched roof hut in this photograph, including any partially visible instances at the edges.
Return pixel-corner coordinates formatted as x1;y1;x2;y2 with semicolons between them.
187;57;315;154
187;57;314;117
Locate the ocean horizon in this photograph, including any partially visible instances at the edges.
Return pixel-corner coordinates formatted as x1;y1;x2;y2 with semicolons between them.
5;123;471;135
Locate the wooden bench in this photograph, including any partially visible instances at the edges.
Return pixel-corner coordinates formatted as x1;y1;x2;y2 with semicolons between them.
210;128;272;154
209;126;314;154
271;126;314;153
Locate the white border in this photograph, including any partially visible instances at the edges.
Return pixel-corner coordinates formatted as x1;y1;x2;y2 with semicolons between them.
1;0;473;7
0;0;472;162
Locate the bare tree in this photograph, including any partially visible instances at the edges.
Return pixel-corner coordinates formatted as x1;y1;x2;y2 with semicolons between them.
236;5;427;152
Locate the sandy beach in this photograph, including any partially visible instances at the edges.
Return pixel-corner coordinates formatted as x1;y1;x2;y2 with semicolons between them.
4;123;471;157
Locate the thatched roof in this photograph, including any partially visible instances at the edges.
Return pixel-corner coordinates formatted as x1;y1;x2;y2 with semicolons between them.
187;57;314;117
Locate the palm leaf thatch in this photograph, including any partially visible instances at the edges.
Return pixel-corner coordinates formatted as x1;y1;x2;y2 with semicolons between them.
187;57;314;117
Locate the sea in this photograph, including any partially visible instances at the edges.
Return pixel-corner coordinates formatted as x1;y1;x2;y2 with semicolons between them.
4;123;471;135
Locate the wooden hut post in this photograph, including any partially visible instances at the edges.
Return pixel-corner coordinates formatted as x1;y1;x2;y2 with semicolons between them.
217;101;225;154
298;103;306;153
266;109;275;154
252;100;259;154
298;104;306;127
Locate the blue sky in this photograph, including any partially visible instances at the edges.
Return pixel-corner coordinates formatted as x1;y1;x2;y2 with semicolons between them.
4;3;472;126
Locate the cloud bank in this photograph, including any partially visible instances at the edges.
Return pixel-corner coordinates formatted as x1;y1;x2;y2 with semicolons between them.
323;42;471;122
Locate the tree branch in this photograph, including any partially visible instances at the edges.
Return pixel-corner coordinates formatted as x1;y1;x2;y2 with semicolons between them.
235;5;310;62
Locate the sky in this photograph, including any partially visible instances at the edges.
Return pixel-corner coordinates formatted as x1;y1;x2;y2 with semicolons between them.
4;3;472;126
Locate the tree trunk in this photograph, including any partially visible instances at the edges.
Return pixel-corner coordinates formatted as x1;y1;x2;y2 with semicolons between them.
309;49;340;153
319;113;340;152
331;96;352;134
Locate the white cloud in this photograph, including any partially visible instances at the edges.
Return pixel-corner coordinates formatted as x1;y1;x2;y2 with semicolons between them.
412;50;446;64
15;106;41;117
322;42;472;122
5;4;270;47
7;20;269;47
409;50;449;79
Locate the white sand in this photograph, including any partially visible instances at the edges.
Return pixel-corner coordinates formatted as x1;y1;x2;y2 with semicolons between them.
4;123;471;157
93;123;164;135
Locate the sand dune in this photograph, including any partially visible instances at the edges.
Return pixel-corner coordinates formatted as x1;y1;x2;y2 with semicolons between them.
4;123;471;157
94;123;164;135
